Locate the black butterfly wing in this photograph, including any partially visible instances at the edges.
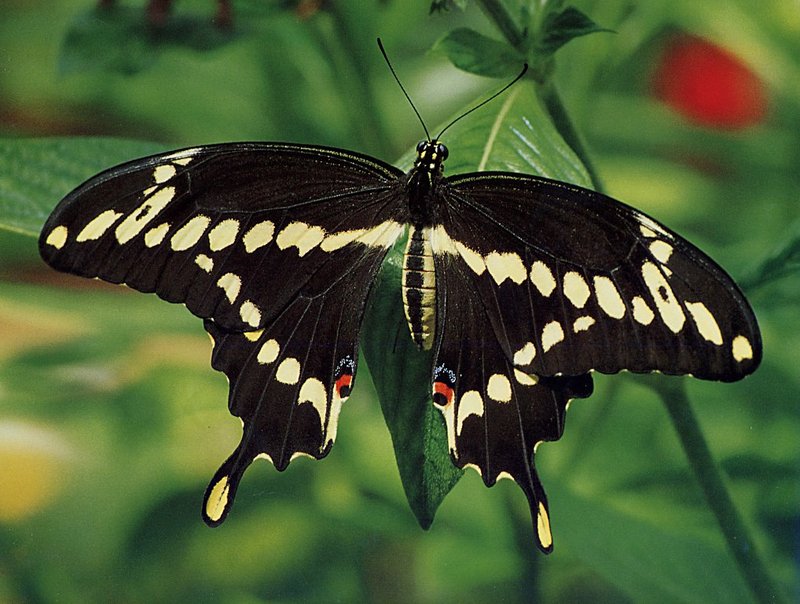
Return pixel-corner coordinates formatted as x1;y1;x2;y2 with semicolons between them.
434;172;761;382
39;143;408;524
40;143;406;332
432;256;593;552
201;242;387;525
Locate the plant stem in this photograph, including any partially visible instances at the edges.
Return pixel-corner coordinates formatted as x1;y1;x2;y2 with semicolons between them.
537;81;602;190
640;376;787;604
326;0;390;158
476;0;525;48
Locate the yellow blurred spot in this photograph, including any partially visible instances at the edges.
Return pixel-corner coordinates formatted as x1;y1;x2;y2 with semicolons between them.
0;421;72;521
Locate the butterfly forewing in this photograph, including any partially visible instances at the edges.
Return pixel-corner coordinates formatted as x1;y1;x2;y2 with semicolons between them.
40;143;405;332
435;172;761;382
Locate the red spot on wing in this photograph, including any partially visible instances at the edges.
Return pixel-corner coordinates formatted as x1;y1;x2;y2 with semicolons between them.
433;381;454;406
335;373;353;398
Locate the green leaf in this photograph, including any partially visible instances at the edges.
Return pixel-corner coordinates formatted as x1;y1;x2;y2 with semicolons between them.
434;28;526;78
439;81;592;185
60;4;238;76
362;258;462;530
538;6;612;55
0;137;167;237
365;79;591;530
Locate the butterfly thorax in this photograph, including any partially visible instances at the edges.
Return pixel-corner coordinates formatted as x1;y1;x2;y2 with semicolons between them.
402;140;448;351
406;140;448;227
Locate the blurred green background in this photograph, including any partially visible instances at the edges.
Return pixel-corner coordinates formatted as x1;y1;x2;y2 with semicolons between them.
0;1;798;602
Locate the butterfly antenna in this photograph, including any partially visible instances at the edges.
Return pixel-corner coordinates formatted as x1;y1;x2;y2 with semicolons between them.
377;38;431;141
436;63;528;140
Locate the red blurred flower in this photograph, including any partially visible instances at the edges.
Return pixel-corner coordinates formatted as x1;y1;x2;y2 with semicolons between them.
651;34;768;129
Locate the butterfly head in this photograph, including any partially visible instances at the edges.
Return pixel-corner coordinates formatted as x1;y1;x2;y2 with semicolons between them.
414;140;449;177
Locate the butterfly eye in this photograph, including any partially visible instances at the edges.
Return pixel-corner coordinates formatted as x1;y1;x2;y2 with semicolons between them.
437;143;449;160
416;141;427;154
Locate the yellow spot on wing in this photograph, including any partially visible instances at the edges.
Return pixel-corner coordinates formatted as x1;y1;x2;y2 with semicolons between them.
563;271;591;308
686;301;723;345
541;321;564;352
355;220;404;248
76;210;123;242
204;476;230;523
257;339;279;364
537;501;553;550
217;273;242;303
514;369;538;386
171;215;211;251
438;396;457;454
194;254;214;273
513;342;536;366
239;300;261;328
276;357;301;385
457;390;484;435
487;374;512;402
144;222;170;247
276;222;326;256
637;214;670;238
153;164;176;183
641;261;685;333
321;228;368;251
593;276;626;319
485;252;527;285
299;377;328;427
243;220;275;253
530;261;556;297
208;218;240;251
631;295;655;325
243;330;263;342
732;335;753;361
455;241;486;275
45;226;68;249
649;240;674;264
572;315;595;333
116;186;175;244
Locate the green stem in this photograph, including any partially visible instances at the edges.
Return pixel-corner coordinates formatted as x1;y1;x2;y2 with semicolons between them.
476;0;525;48
537;81;603;190
475;0;602;190
640;376;787;604
326;1;390;158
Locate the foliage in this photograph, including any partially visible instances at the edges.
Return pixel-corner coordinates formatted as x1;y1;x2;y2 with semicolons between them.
0;0;797;602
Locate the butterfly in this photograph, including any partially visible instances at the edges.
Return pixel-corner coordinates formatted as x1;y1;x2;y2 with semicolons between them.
38;73;761;554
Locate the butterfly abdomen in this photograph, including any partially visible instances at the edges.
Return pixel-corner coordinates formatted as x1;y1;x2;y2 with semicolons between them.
402;226;436;350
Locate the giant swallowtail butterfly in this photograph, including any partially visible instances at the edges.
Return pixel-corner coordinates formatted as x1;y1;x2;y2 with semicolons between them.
39;67;760;554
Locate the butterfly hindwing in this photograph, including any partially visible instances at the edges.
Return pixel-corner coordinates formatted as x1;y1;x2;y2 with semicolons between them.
436;173;761;382
432;255;593;552
40;143;406;332
201;244;387;524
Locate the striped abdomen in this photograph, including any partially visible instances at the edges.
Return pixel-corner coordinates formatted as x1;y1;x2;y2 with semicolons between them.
402;226;436;350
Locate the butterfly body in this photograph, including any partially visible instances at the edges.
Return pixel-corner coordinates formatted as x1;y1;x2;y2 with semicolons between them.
40;137;760;553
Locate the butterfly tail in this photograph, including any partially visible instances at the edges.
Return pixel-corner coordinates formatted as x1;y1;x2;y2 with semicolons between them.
202;443;253;526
